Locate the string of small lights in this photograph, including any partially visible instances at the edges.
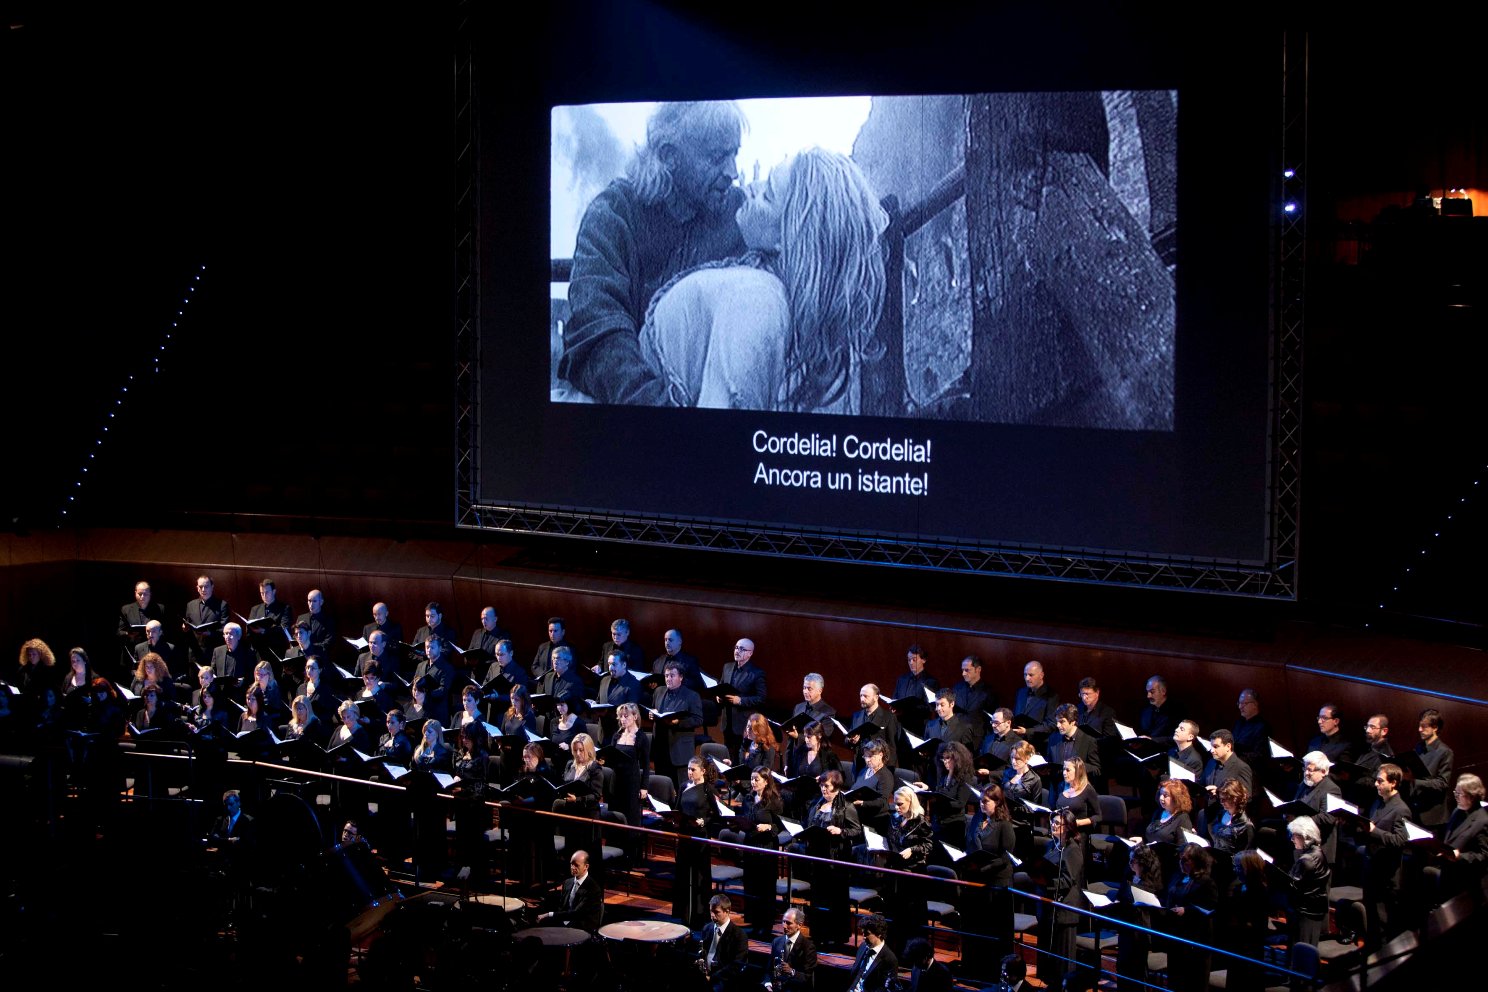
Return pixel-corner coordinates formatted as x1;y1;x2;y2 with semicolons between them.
1366;466;1482;627
60;264;206;523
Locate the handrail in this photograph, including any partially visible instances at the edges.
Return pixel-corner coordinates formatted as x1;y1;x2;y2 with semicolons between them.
51;746;1342;985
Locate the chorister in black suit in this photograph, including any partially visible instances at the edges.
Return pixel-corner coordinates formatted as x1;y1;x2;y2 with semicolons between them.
211;641;257;681
652;679;704;786
183;586;229;662
1439;801;1488;896
118;594;166;646
1412;732;1455;827
719;642;767;752
1047;704;1102;778
1013;681;1060;738
248;596;293;636
1360;783;1411;947
411;646;457;726
924;712;977;755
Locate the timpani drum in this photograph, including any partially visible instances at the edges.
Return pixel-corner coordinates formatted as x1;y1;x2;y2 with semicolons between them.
598;920;691;984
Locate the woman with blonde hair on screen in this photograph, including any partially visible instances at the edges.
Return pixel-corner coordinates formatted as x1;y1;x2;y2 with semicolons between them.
640;146;887;415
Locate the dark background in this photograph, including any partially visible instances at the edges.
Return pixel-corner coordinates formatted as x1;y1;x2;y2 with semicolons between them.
3;2;1484;642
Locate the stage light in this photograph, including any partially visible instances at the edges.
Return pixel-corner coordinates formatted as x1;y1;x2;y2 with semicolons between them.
1283;168;1295;179
1283;202;1297;214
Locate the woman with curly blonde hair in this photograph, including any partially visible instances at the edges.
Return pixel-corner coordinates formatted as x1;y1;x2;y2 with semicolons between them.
15;638;58;697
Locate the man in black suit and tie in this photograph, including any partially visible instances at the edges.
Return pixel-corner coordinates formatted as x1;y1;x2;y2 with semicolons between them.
719;637;766;755
653;660;704;788
207;790;257;886
845;914;897;992
695;894;747;992
208;789;256;848
539;849;603;932
765;908;817;992
1202;729;1253;821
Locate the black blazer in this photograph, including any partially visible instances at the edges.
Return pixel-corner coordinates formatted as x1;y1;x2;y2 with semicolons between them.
551;872;603;931
846;942;898;992
924;714;977;753
1445;806;1488;866
653;685;705;766
698;919;748;980
910;960;954;992
1046;729;1100;777
719;660;768;737
769;932;817;992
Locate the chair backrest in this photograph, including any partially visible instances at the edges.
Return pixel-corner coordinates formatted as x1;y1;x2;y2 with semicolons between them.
585;721;603;744
699;742;730;765
647;773;676;807
1097;794;1127;831
1290;941;1319;979
895;766;917;786
600;764;615;802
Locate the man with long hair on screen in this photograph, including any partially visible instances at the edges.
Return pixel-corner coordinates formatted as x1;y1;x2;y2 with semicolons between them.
561;101;748;405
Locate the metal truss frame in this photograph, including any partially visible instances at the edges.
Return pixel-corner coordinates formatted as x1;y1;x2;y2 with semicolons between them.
454;2;480;524
451;24;1306;600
